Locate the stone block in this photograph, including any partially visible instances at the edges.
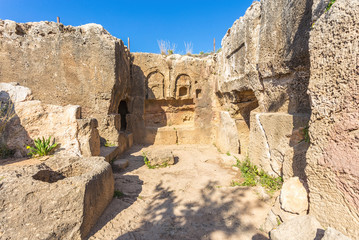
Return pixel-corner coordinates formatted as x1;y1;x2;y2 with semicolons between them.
269;215;324;240
0;156;114;239
112;159;129;171
146;149;175;166
280;177;308;215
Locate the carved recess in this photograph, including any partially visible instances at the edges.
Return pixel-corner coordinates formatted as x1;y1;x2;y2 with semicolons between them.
174;74;192;99
146;71;164;99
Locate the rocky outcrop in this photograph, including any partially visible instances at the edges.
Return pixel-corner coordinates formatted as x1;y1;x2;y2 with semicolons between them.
306;0;359;238
215;0;311;164
0;83;100;157
0;155;114;239
0;20;131;148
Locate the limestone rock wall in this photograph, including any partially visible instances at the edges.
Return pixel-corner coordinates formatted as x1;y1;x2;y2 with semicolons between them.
0;20;131;145
215;0;312;176
306;0;359;238
131;53;216;145
0;83;100;157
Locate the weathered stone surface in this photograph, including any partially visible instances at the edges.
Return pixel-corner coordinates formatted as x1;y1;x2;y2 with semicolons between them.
249;112;310;177
280;177;308;215
306;0;359;238
146;149;175;166
112;159;129;171
219;2;262;95
0;20;131;147
271;196;298;223
262;210;280;233
77;118;101;157
269;215;324;240
218;0;312;114
216;111;239;154
322;227;352;240
0;155;114;239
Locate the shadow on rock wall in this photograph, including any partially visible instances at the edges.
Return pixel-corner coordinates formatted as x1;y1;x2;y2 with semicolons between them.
290;0;312;189
0;91;33;162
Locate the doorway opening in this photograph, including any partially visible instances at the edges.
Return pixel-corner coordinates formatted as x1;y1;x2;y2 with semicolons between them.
118;100;129;131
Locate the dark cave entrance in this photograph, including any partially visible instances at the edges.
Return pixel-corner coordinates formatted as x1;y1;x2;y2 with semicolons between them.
118;100;129;131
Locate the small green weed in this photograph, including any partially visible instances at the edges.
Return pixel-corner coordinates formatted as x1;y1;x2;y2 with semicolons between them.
226;151;231;156
114;190;124;198
326;0;336;12
0;144;15;159
302;126;310;143
232;157;283;193
213;143;222;154
27;136;58;157
167;49;174;55
276;217;282;226
104;140;116;147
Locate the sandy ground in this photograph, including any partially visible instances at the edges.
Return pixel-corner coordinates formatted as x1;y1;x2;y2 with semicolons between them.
88;145;272;240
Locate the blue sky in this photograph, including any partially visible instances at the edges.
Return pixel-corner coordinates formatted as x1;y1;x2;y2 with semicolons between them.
0;0;254;54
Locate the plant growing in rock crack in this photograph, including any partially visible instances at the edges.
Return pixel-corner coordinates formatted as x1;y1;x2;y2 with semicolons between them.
326;0;336;12
0;144;15;159
184;41;193;55
0;98;15;135
157;40;176;55
114;190;124;198
301;126;310;143
27;136;58;157
231;156;283;194
0;99;16;159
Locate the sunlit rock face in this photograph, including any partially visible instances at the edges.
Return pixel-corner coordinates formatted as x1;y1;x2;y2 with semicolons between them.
306;0;359;238
0;20;131;145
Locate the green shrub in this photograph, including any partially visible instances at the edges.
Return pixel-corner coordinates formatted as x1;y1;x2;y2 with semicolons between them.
104;140;116;147
232;156;283;193
27;136;58;157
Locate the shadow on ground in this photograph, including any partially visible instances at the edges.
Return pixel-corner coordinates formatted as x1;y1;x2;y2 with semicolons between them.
116;181;268;240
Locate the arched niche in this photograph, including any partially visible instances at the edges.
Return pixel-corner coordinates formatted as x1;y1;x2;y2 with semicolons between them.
146;71;164;99
174;74;191;99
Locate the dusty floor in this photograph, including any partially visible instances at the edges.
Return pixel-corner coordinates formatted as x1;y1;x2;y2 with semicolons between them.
88;145;272;240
